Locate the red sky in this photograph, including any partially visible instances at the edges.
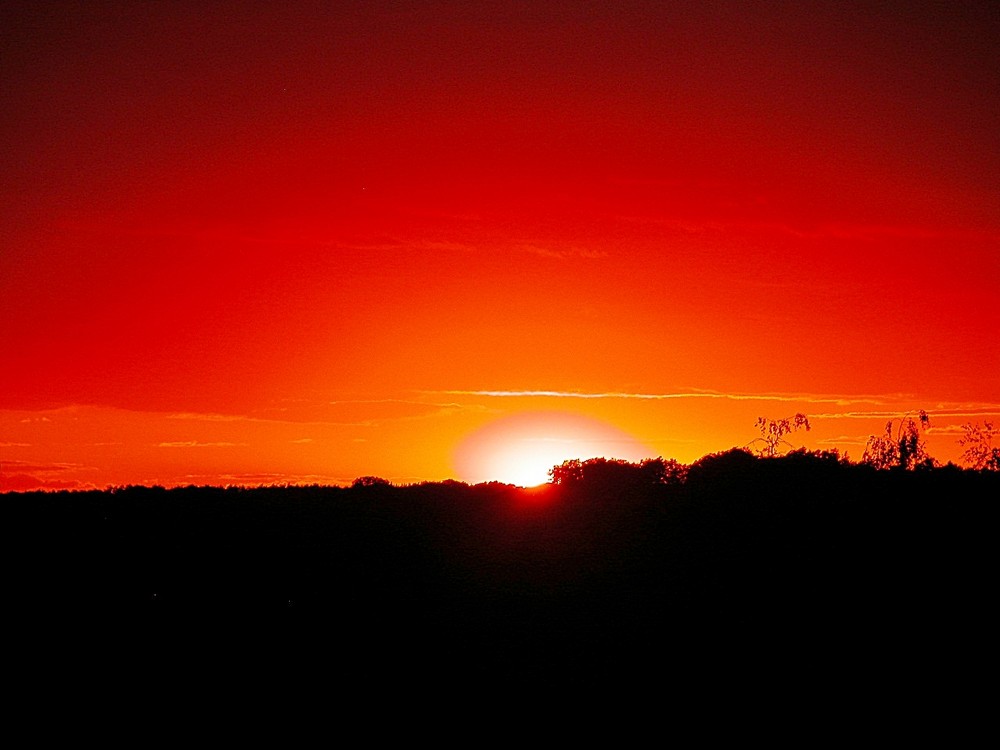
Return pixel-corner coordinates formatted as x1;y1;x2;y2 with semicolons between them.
2;1;998;490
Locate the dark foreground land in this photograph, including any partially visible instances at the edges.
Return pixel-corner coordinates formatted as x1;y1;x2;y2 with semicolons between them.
7;451;998;699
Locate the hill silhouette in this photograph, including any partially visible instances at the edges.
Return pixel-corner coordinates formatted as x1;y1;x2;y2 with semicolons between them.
6;450;998;697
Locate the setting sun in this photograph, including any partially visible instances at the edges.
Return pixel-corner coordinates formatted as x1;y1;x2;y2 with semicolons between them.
4;2;997;700
1;3;997;491
452;412;652;486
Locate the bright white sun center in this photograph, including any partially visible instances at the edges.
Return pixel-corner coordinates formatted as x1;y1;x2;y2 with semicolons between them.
489;438;579;487
452;411;651;487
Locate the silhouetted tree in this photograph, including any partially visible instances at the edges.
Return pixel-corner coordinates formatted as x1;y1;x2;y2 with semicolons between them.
352;476;392;488
958;421;1000;471
685;448;759;487
548;457;686;487
549;459;584;485
746;414;811;457
638;457;688;486
862;411;934;470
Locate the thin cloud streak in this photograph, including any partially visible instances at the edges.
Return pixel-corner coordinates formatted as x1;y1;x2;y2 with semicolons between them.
167;412;250;422
810;408;1000;420
816;435;871;446
158;441;248;448
522;436;645;445
434;389;886;406
326;399;467;409
928;422;999;435
1;460;89;473
432;391;1000;419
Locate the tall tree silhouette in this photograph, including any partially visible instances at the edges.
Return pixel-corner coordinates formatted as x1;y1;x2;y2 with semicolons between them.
863;411;933;470
746;414;810;457
958;421;1000;470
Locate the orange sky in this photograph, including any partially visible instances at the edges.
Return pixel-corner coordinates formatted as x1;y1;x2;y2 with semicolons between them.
2;2;998;490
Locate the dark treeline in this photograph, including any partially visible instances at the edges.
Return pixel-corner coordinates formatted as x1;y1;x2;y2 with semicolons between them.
7;450;998;693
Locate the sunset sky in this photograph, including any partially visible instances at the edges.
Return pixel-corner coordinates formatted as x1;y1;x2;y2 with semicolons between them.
2;1;998;490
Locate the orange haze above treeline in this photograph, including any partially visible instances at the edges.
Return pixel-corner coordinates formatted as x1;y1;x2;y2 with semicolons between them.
2;3;997;490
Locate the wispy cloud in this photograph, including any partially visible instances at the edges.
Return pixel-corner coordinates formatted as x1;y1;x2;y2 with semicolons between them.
0;459;96;492
216;472;289;483
432;389;887;406
343;236;610;261
326;398;465;408
430;390;1000;421
521;436;643;445
157;441;247;448
1;460;89;473
339;238;478;254
927;422;998;435
809;407;1000;421
517;243;609;260
816;435;871;446
166;412;250;422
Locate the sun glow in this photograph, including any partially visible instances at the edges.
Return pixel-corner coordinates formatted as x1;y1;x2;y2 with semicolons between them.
486;437;584;487
453;411;652;487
